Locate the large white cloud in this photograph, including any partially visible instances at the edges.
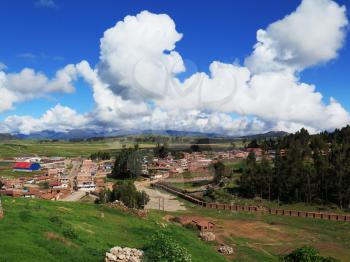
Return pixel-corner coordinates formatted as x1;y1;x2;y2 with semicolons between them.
98;10;185;101
0;0;349;135
0;64;77;113
245;0;348;73
0;104;89;134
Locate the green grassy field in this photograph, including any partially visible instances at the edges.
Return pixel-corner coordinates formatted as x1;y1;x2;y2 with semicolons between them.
0;140;129;158
0;140;236;158
0;197;226;262
1;195;350;262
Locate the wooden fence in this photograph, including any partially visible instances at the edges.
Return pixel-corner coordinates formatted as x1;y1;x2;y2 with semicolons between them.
152;182;350;222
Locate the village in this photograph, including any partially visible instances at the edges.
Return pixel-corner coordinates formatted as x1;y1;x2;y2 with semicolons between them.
0;147;268;201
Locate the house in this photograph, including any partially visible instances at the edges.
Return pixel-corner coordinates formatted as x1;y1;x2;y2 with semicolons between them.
2;179;23;189
188;159;212;172
246;148;263;157
13;162;41;172
179;216;216;232
49;181;67;189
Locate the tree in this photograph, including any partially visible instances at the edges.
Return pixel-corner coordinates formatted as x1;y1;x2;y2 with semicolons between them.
90;151;111;160
190;144;200;152
96;189;112;204
242;138;248;148
212;161;225;185
111;181;149;209
247;139;259;148
112;147;142;179
281;246;339;262
230;141;236;149
235;126;350;208
144;231;192;262
238;152;258;198
154;142;169;159
259;156;273;200
39;181;49;189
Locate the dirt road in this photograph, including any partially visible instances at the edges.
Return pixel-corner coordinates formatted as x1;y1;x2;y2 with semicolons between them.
60;191;86;202
135;181;186;212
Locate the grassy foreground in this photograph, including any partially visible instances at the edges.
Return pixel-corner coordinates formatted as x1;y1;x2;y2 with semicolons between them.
0;197;225;262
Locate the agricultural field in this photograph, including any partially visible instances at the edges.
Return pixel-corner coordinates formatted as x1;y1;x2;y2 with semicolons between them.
0;139;237;158
0;140;147;158
0;197;225;262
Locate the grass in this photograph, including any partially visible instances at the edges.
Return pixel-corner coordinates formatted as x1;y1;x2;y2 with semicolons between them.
1;191;350;261
0;197;226;262
171;202;350;261
0;140;127;158
0;139;238;158
0;169;43;179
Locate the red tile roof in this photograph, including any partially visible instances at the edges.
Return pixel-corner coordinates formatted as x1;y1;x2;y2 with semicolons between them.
13;162;32;169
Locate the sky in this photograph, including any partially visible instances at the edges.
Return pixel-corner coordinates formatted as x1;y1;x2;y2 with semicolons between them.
0;0;349;135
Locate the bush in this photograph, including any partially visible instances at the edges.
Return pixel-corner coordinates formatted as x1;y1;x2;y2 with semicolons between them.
111;181;150;209
39;181;49;189
62;227;78;240
18;210;32;222
280;246;339;262
184;223;198;231
144;231;192;262
49;216;63;226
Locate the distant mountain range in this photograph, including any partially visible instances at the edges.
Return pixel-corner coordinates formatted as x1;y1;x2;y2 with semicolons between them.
238;131;289;140
9;129;289;140
0;133;15;140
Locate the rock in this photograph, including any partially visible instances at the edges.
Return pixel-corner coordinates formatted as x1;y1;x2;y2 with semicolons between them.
106;252;117;261
218;244;234;255
105;246;143;262
110;247;122;255
200;231;216;242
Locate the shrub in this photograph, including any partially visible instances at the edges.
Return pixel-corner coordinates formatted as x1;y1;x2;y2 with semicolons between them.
184;223;198;231
62;227;78;240
111;181;150;209
49;216;63;226
144;231;192;262
18;210;32;222
280;246;339;262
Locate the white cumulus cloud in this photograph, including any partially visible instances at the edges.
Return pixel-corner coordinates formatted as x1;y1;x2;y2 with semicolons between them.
0;0;349;135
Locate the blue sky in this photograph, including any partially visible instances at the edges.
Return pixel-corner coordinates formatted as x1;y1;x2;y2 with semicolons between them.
0;0;349;135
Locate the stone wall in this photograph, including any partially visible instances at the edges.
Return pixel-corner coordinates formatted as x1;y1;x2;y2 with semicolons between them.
105;246;143;262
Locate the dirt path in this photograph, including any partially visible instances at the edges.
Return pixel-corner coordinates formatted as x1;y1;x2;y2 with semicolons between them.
60;191;86;202
135;181;186;212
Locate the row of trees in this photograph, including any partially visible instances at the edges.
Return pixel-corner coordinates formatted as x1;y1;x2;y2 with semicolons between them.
90;151;111;160
239;126;350;208
111;146;143;179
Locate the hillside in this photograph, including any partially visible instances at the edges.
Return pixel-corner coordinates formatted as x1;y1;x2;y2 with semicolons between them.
0;197;225;262
0;133;14;141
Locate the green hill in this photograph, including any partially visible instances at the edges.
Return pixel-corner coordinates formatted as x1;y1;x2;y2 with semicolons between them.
0;197;225;262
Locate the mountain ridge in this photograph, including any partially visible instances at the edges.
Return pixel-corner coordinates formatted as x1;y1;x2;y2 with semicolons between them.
12;129;288;140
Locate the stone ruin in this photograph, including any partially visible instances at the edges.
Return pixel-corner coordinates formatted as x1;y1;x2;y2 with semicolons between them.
105;246;144;262
218;244;234;255
199;231;216;242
